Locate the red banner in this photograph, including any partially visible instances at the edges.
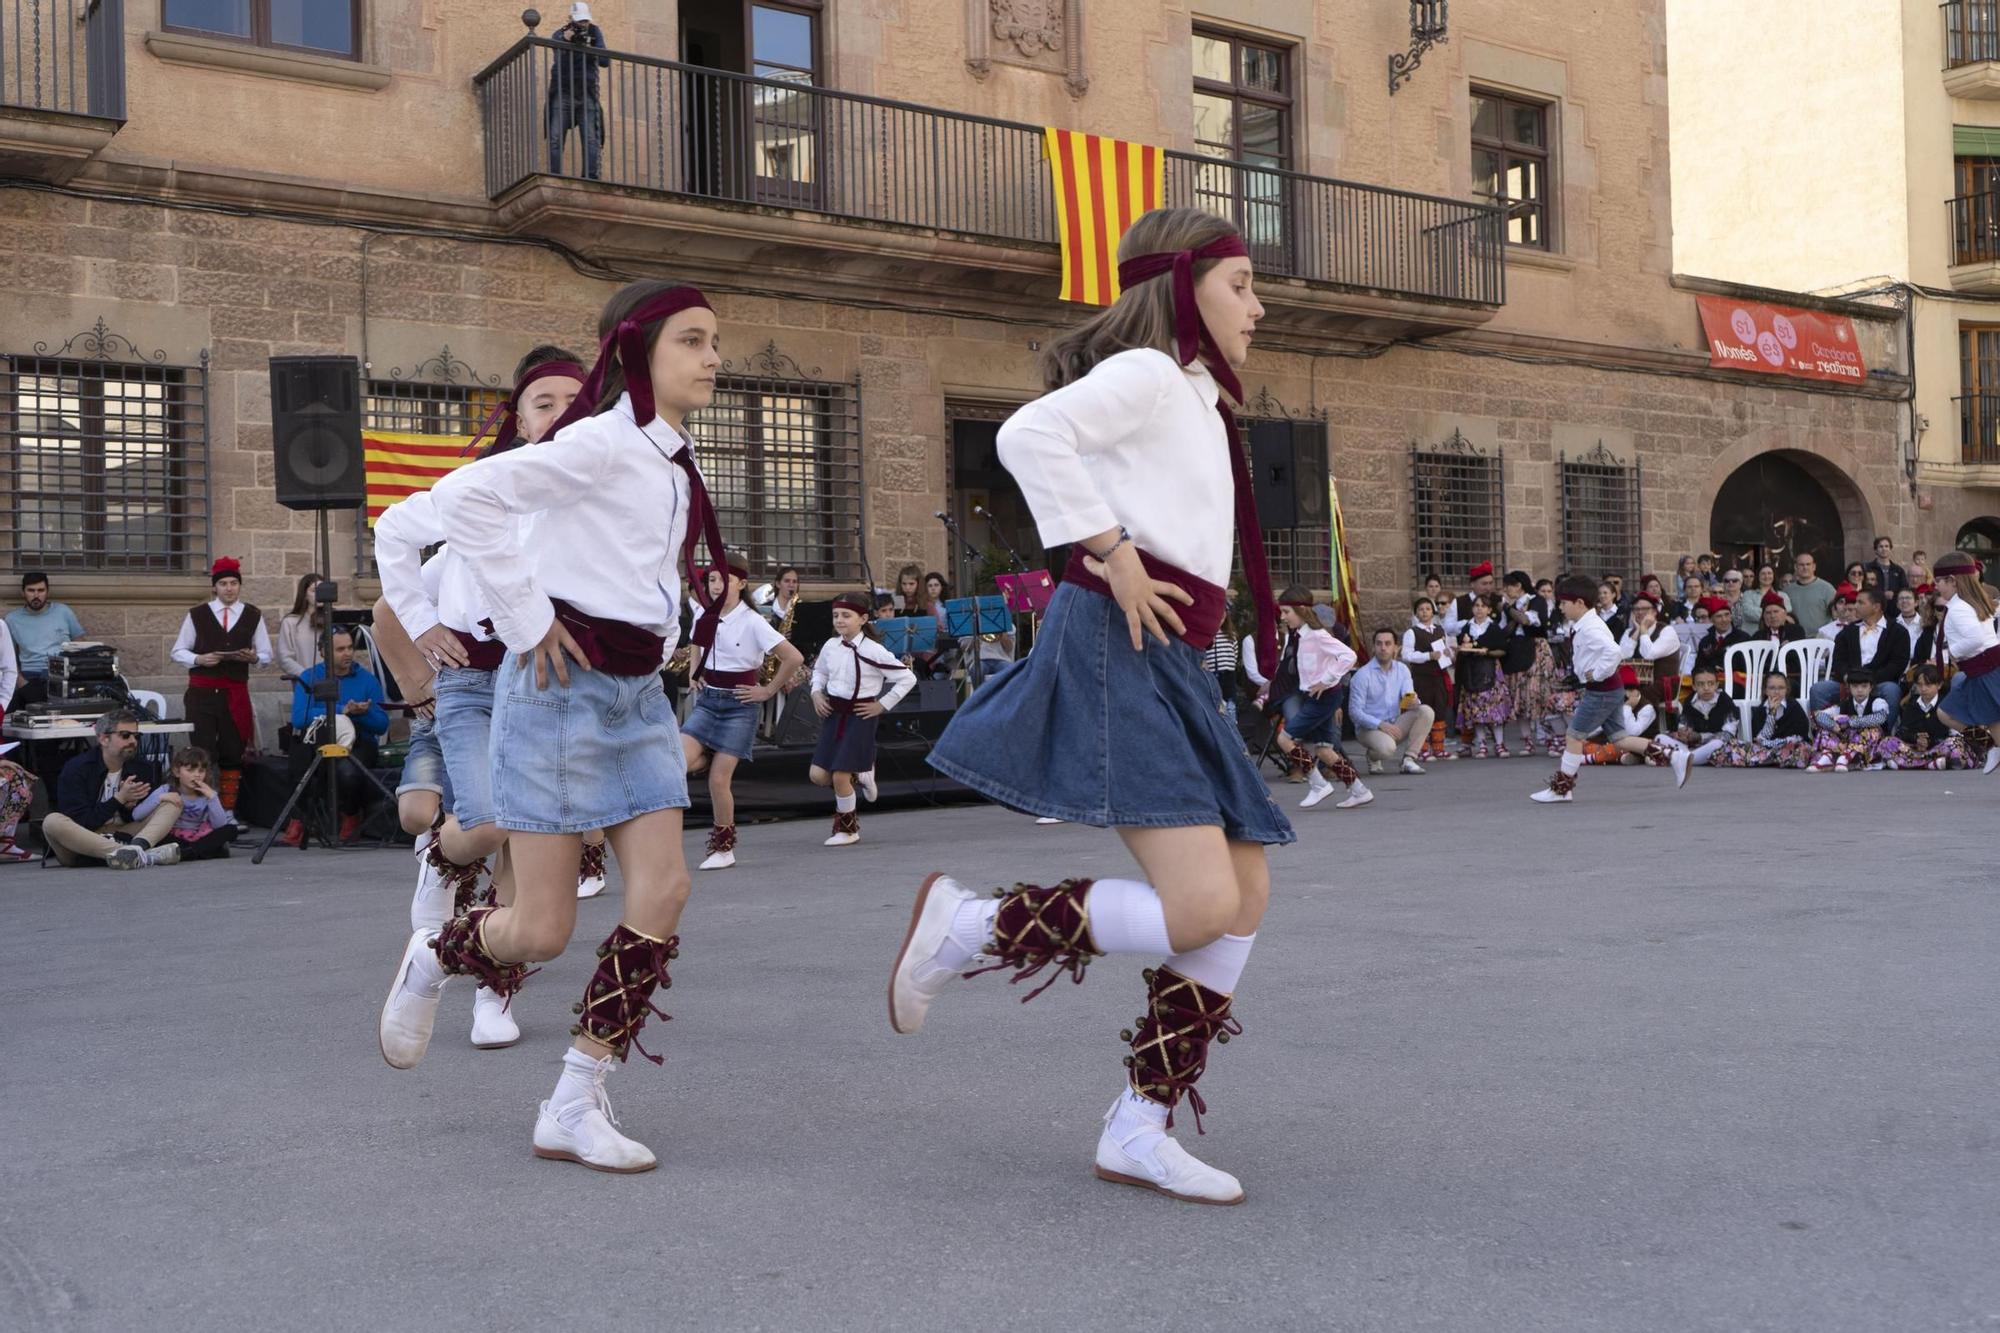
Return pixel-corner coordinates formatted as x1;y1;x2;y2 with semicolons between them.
1695;295;1866;384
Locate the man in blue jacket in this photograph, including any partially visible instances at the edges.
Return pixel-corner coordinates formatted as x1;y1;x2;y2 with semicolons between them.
547;2;607;179
283;626;389;845
43;708;180;868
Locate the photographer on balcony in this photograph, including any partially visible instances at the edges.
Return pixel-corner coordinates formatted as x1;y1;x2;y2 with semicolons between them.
548;3;608;181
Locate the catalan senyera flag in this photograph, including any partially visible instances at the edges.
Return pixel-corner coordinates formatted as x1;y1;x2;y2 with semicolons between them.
1328;472;1361;633
1044;127;1166;306
364;432;481;525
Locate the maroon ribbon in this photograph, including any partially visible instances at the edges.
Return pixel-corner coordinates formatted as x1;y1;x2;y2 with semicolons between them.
465;360;589;457
1113;235;1277;671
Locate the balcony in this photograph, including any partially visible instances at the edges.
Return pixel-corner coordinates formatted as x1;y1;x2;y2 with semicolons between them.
1949;192;2000;290
1928;394;2000;486
1944;1;2000;97
0;0;125;182
473;37;1505;342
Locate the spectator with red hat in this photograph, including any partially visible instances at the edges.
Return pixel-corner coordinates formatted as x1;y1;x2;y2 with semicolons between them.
1691;597;1749;680
1818;586;1858;642
169;556;270;783
1748;592;1803;649
1443;560;1497;642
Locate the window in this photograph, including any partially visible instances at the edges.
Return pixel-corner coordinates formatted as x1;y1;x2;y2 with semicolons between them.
163;1;361;60
1560;444;1642;583
1471;90;1552;249
1958;326;2000;463
690;352;861;582
1945;1;2000;68
2;344;211;572
1410;431;1504;586
1192;27;1293;258
358;377;506;572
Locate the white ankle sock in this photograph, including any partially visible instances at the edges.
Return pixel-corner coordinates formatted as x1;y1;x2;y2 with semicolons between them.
835;792;857;814
1083;879;1173;955
399;936;447;999
550;1046;611;1127
1165;932;1256;994
1560;750;1584;777
934;896;998;970
1104;1087;1170;1154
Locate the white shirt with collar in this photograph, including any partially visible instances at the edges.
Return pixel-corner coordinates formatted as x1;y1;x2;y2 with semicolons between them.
1682;692;1738;736
1568;608;1622;685
810;633;916;708
996;347;1235;587
1853;617;1887;666
433;393;696;652
1942;593;2000;660
1817;620;1844;642
1896;613;1924;645
694;601;786;675
170;598;273;667
1619;622;1681;662
373;488;504;645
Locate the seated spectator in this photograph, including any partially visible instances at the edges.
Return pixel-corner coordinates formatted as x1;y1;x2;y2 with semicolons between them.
0;754;33;862
275;571;328;680
1583;676;1664;767
1818;586;1858;641
1813;588;1908;718
5;571;85;708
1349;628;1434;775
1893;588;1925;650
128;745;238;861
43;709;181;869
1717;671;1811;768
1748;592;1802;649
280;626;389;846
1691;598;1750;679
1670;667;1736;766
1811;669;1897;772
1720;567;1752;624
1617;592;1680;700
1893;664;1978;769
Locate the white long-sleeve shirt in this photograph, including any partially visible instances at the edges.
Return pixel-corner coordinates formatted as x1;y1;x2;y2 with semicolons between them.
995;348;1234;587
432;393;695;652
1400;627;1455;671
373;488;505;645
1619;622;1681;663
1941;593;2000;661
0;619;17;707
1567;609;1622;685
170;598;273;667
810;633;916;709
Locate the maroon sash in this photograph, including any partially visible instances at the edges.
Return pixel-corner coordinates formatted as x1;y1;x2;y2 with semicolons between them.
549;599;667;677
1960;642;2000;678
1061;547;1228;650
450;629;506;671
700;668;759;689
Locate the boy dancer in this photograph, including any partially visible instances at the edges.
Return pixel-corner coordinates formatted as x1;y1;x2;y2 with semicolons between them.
1533;573;1690;802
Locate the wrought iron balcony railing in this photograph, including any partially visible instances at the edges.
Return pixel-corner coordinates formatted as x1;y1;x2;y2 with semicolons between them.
475;36;1506;308
1944;0;2000;67
1951;191;2000;265
1;0;125;119
1955;393;2000;463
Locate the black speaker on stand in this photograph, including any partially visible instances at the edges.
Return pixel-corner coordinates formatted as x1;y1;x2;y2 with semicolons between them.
1249;418;1329;531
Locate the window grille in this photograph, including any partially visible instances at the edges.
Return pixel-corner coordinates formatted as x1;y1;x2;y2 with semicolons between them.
1559;442;1642;581
1;320;211;571
1410;429;1504;582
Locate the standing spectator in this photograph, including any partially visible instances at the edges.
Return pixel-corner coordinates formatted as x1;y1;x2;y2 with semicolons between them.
1420;572;1447;625
5;571;84;707
1908;549;1933;587
1813;588;1908;717
1696;552;1718;584
1720;568;1754;627
280;626;389;846
43;709;181;868
1593;581;1628;640
1751;564;1788;614
1454;595;1512;758
275;571;327;681
1200;624;1242;739
1787;552;1838;636
170;557;271;783
547;3;607;180
1866;539;1909;598
1349;628;1433;775
1818;587;1857;642
1893;588;1925;650
1672;554;1697;600
1444;562;1497;640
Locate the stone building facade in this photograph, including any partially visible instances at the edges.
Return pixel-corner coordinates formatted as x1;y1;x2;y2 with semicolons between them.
0;0;1910;731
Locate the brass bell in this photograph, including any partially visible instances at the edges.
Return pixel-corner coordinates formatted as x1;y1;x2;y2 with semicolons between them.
668;948;679;960
569;1023;583;1036
597;945;611;958
1119;1029;1134;1042
1216;1032;1230;1044
572;1002;584;1014
1177;1040;1191;1052
1122;1055;1136;1068
1142;968;1156;982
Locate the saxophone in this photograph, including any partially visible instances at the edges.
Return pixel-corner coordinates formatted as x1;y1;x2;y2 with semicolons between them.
758;594;798;685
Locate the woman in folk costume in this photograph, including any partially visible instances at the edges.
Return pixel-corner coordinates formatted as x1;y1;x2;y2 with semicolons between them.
1453;594;1513;757
1930;551;2000;775
377;279;734;1174
890;208;1293;1206
1401;595;1455;761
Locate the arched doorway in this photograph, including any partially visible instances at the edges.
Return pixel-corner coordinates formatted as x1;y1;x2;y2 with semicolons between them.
1956;517;2000;563
1709;453;1846;575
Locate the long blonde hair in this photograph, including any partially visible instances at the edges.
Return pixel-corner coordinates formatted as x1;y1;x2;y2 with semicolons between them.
1038;207;1243;391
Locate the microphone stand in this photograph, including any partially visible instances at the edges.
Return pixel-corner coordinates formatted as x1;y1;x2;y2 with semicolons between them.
973;505;1036;656
935;510;990;692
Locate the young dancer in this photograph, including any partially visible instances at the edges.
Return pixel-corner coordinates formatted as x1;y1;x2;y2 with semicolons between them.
379;280;731;1173
684;557;802;869
890;207;1293;1206
1533;574;1690;801
1453;595;1512;758
1893;665;1976;768
1930;551;2000;775
1810;670;1897;772
1502;570;1557;754
1269;587;1369;810
809;594;915;846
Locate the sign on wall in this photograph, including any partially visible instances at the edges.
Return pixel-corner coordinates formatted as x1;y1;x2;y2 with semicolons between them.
1694;295;1867;384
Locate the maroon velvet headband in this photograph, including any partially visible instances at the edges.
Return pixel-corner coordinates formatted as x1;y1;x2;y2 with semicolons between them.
1115;233;1251;403
467;359;589;456
545;286;715;440
832;596;872;616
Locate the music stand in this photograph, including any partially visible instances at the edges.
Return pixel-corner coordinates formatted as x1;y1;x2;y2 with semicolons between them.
875;616;939;659
944;596;1012;691
994;571;1054;616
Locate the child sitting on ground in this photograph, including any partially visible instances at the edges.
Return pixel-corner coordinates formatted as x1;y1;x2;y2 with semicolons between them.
130;745;238;860
1810;670;1897;772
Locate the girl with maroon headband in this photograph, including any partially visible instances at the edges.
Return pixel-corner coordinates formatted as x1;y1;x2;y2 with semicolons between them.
1930;550;2000;774
888;208;1291;1206
807;593;916;846
378;279;731;1174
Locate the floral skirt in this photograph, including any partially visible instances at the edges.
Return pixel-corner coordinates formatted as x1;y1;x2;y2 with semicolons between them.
1511;639;1560;721
1715;737;1811;769
1892;734;1982;769
1458;674;1513;728
1812;728;1900;766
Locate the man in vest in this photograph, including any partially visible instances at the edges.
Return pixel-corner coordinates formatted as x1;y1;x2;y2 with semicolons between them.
170;556;270;774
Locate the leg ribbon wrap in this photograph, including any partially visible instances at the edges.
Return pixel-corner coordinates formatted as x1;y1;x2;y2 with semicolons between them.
570;923;679;1065
427;835;489;917
431;905;535;1002
1121;965;1242;1133
1317;749;1358;786
1546;769;1577;796
706;824;737;855
831;811;859;837
964;877;1100;1001
578;838;607;883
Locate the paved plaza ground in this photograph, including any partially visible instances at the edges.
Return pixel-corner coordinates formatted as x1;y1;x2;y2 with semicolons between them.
1;762;1995;1332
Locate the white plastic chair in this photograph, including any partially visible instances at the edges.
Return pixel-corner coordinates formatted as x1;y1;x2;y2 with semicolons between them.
1777;638;1833;693
129;688;170;720
1722;641;1779;735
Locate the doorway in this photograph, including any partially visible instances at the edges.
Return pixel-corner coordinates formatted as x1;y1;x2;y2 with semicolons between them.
946;407;1050;596
1709;452;1847;575
679;0;822;206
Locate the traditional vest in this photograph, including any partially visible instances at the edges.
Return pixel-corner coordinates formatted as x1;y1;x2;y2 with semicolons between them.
188;602;262;683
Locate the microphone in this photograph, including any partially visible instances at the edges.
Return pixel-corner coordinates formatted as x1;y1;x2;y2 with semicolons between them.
972;504;987;517
934;511;948;520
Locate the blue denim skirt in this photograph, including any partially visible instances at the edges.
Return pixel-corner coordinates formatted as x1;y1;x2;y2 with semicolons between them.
928;583;1295;845
1946;668;2000;727
395;715;454;811
1280;686;1343;745
681;684;760;761
433;665;498;830
489;656;689;834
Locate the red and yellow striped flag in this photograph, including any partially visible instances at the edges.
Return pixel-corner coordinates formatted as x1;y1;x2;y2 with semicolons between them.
364;431;480;525
1045;127;1166;306
1328;472;1361;633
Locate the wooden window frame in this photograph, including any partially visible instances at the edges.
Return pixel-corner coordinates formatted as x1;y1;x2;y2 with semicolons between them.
1191;25;1295;170
1471;87;1555;251
1959;324;2000;463
162;0;364;62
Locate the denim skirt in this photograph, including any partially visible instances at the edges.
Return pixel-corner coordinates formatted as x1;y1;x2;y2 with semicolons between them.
433;665;498;829
1946;668;2000;727
681;684;760;761
1280;686;1343;746
928;583;1295;845
395;715;454;811
489;656;689;834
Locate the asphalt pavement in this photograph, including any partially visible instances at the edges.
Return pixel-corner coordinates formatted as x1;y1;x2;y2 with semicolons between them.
1;761;1995;1332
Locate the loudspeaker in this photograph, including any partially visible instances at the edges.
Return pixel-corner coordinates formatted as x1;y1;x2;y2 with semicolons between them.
271;356;365;511
1249;419;1329;531
772;699;823;748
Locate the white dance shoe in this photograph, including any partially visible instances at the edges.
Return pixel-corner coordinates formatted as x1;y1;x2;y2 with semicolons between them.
888;872;979;1035
1093;1108;1244;1205
859;769;878;803
409;830;451;932
532;1060;655;1174
698;848;736;871
1334;782;1374;809
470;984;520;1049
379;928;445;1070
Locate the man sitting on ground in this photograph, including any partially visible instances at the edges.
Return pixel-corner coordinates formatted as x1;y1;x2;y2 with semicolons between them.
43;708;181;869
1347;627;1434;776
281;626;388;845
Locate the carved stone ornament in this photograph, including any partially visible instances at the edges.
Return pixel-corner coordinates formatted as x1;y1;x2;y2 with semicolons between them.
992;0;1063;57
966;0;1088;96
